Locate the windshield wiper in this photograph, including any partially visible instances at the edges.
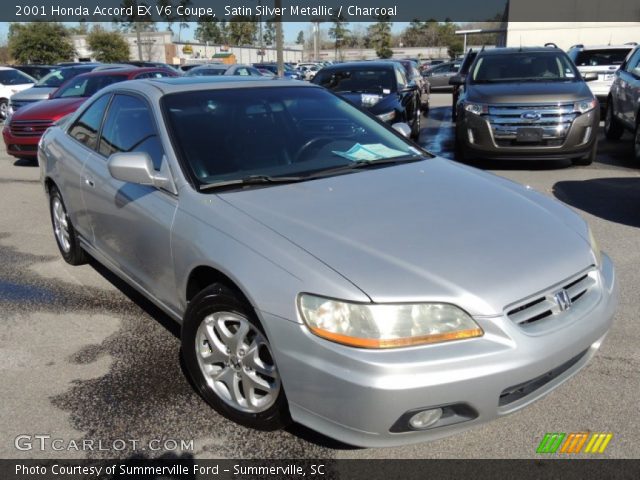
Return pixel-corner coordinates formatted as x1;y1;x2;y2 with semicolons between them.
199;174;305;192
307;155;425;179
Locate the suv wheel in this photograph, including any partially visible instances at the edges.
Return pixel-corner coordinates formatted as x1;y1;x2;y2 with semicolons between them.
411;108;421;139
181;283;290;430
49;186;87;265
604;101;624;140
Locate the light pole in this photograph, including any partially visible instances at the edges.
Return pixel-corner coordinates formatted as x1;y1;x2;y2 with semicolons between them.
275;0;284;77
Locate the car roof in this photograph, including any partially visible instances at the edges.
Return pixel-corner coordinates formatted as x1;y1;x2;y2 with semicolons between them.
569;44;635;50
72;67;173;80
110;76;315;95
320;61;397;70
477;47;564;56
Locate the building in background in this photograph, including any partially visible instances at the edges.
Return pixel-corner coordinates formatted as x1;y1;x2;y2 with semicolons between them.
72;31;175;63
506;22;640;49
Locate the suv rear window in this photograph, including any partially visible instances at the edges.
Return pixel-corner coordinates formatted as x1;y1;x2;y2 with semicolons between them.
313;68;396;93
573;49;631;66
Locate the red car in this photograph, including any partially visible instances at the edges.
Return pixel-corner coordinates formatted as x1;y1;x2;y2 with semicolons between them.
3;67;177;160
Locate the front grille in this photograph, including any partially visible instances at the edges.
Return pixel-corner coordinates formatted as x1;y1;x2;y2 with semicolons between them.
9;120;53;137
10;99;38;111
499;349;589;406
506;269;597;327
486;104;578;145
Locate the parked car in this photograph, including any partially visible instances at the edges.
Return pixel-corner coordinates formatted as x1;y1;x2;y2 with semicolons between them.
253;63;302;80
3;67;177;160
257;68;276;77
185;64;264;77
422;61;461;92
9;65;98;114
386;59;430;111
0;67;36;120
451;50;478;121
567;44;635;110
296;64;321;80
12;65;56;81
38;76;615;447
603;44;640;161
312;61;422;139
452;47;600;164
180;64;206;72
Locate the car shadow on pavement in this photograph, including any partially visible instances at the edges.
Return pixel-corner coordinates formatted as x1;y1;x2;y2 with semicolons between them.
13;157;38;167
553;177;640;228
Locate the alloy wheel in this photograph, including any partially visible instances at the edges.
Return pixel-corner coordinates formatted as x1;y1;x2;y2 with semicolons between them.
52;196;71;253
195;311;280;413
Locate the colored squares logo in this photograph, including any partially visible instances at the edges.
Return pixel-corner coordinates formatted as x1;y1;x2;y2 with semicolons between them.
537;432;613;454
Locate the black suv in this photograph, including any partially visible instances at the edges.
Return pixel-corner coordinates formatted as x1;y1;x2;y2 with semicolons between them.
451;50;477;120
452;47;600;164
312;61;422;139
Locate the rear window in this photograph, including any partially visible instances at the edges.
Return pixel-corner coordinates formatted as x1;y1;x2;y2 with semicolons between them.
573;49;631;66
54;74;127;98
0;69;35;86
313;68;396;94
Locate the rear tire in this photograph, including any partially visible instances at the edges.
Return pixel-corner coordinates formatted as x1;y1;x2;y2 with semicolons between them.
181;283;291;431
604;101;624;140
49;186;87;265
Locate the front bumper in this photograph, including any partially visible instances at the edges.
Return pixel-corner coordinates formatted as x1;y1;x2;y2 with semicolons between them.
264;254;616;447
458;107;599;161
2;127;40;159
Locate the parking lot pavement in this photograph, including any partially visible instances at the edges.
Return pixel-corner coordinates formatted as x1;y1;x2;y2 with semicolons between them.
1;103;639;459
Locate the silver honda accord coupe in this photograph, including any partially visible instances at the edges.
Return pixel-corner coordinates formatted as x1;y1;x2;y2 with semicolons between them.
38;77;617;447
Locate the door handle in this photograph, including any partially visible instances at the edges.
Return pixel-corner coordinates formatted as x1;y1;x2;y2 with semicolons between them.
85;177;95;188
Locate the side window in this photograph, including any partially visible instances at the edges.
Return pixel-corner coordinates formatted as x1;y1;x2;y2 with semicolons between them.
235;67;250;76
625;49;640;75
248;67;262;76
68;94;111;150
98;94;164;170
395;67;406;89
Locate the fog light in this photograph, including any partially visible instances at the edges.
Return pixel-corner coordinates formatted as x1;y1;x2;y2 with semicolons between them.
581;126;592;145
467;128;475;144
408;408;443;430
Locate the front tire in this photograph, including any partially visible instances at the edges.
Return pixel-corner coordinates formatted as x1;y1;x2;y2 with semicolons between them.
411;107;421;140
0;99;8;121
634;122;640;162
181;284;290;430
604;101;624;140
49;186;87;265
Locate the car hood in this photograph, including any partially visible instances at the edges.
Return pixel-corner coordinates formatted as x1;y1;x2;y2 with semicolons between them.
466;81;593;104
12;97;87;121
10;86;55;101
220;158;594;316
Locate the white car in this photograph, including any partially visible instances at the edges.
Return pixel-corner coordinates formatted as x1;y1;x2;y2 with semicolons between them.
0;67;36;120
297;63;322;80
567;44;635;110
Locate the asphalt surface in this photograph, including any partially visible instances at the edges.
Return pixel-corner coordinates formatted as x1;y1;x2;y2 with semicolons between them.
0;94;639;459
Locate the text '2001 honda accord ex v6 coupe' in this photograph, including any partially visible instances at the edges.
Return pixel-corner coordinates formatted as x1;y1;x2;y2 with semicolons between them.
38;77;617;448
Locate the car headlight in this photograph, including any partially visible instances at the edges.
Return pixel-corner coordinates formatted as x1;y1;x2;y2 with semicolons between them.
588;226;602;268
463;102;487;115
298;294;483;349
574;98;597;114
376;111;396;122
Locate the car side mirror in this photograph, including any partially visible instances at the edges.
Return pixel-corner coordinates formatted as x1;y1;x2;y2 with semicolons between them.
582;71;598;82
401;82;418;93
108;152;177;194
392;122;412;138
449;74;465;86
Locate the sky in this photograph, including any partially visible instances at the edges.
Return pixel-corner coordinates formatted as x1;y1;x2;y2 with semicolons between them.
0;21;409;45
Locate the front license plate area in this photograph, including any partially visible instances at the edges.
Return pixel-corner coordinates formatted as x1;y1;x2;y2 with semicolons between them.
516;127;543;143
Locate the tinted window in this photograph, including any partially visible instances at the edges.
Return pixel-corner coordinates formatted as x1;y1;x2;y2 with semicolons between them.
574;48;631;66
0;69;35;85
99;95;164;170
313;68;395;93
624;48;640;75
471;52;578;83
54;74;127;98
234;67;250;76
162;87;423;185
395;67;406;89
68;94;111;150
135;70;174;79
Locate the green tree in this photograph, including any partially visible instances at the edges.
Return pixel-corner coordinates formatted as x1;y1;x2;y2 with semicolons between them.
263;19;276;46
8;22;75;64
368;16;393;59
228;17;257;46
87;26;131;62
328;13;349;60
177;0;193;42
295;30;304;45
195;15;224;44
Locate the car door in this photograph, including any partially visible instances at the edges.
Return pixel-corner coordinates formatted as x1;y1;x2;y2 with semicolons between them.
617;48;640;127
425;64;451;89
81;93;179;308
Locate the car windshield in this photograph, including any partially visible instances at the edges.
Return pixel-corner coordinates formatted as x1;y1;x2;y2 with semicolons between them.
188;68;227;76
470;52;579;83
313;68;395;93
162;86;427;188
573;48;631;66
35;67;91;88
53;74;126;98
0;69;35;86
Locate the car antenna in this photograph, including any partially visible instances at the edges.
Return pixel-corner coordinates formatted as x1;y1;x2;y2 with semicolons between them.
608;33;612;46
